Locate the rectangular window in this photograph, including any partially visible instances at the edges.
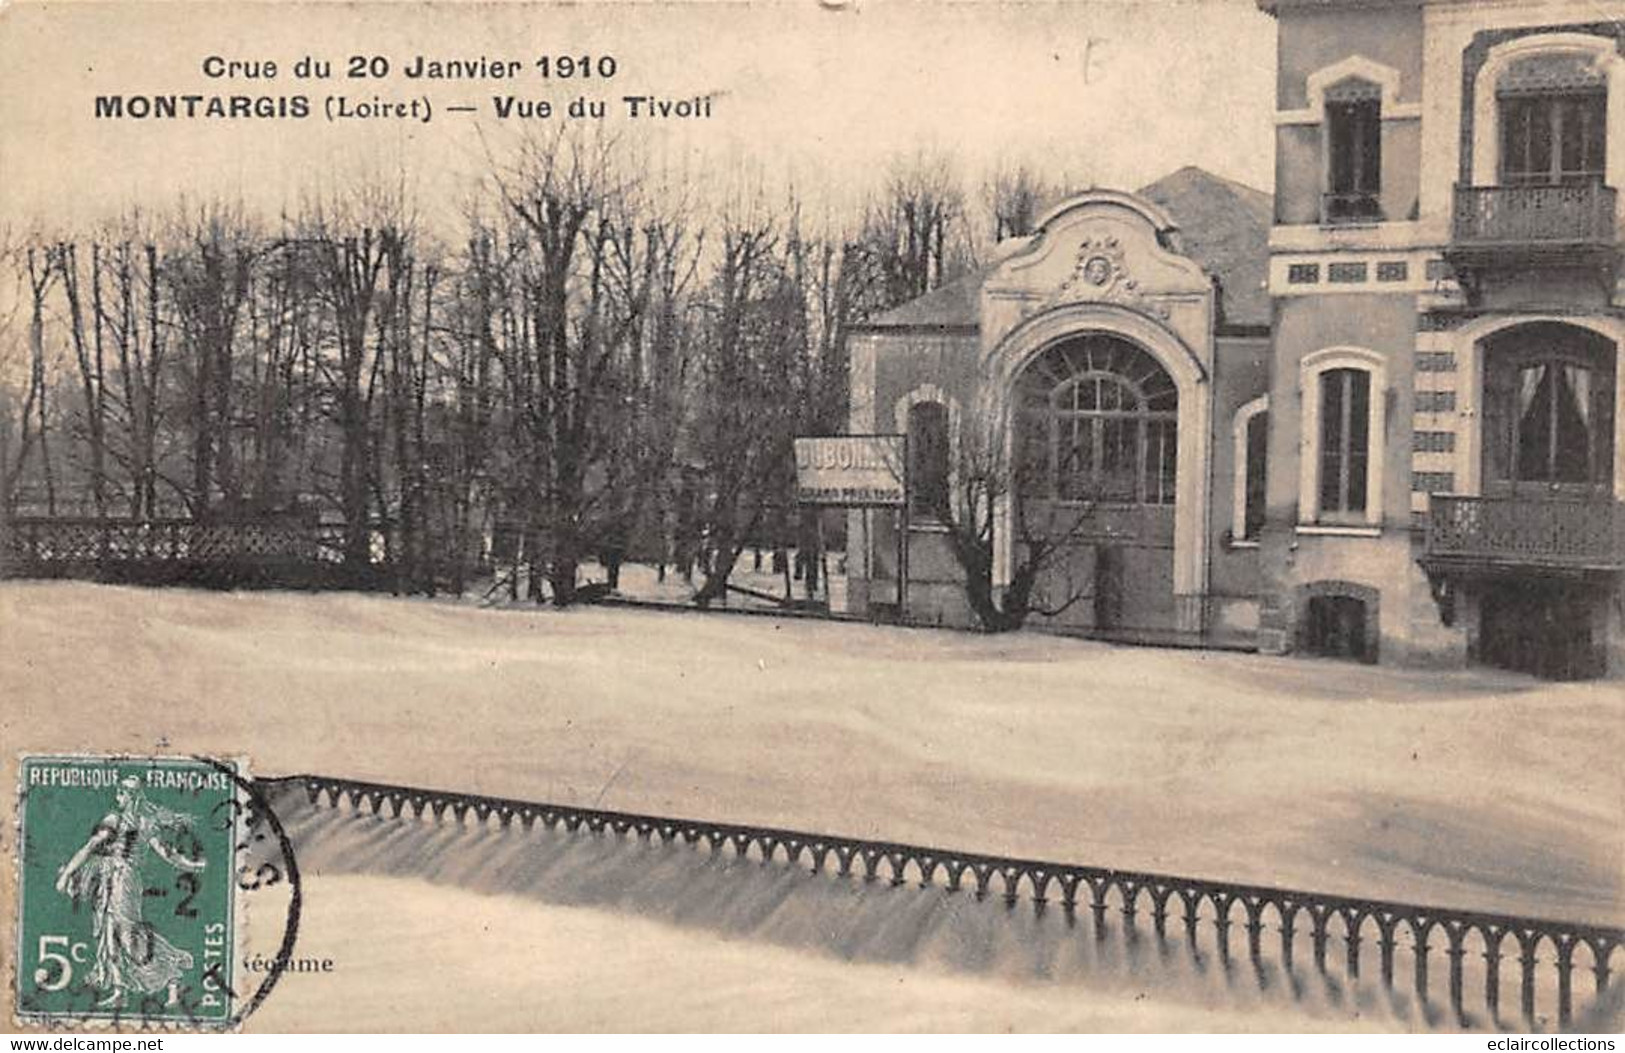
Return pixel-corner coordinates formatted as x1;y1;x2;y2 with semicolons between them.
1142;418;1177;506
1319;368;1371;516
1099;417;1138;502
907;402;950;518
1288;263;1321;285
1501;91;1607;185
1243;411;1268;540
1326;98;1382;221
1328;262;1369;284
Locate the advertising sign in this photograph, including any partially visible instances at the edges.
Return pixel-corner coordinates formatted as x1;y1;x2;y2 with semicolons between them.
793;436;905;506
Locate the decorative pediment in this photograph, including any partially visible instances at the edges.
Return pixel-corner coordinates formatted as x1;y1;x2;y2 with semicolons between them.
979;188;1214;365
1047;235;1170;319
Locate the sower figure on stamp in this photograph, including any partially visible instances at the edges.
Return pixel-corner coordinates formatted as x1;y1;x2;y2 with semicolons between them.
55;775;205;1008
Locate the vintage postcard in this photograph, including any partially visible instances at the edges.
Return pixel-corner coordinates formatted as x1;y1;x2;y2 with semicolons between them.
1;0;1622;1036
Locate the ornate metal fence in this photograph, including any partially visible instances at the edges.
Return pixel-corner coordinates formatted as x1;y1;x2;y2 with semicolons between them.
1452;183;1618;247
1426;496;1623;570
0;516;394;588
270;773;1622;1032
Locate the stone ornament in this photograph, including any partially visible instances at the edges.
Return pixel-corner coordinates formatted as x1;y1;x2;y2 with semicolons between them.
1047;236;1172;319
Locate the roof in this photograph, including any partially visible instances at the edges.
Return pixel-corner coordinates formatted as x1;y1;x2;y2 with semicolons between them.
1138;165;1273;329
858;266;989;330
860;166;1272;332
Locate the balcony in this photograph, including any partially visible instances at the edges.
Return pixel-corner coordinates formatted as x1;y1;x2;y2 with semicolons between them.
1445;183;1619;302
1423;494;1625;574
1451;182;1617;251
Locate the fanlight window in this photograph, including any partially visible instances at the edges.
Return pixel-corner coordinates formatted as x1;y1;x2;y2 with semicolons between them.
1016;335;1177;505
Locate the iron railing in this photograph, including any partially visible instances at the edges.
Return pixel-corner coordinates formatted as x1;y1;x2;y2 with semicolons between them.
1426;495;1624;570
3;517;315;563
1322;191;1383;225
270;773;1623;1032
0;516;393;587
1452;183;1618;248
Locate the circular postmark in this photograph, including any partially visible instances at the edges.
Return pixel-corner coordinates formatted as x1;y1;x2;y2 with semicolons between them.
198;755;303;1029
13;753;300;1030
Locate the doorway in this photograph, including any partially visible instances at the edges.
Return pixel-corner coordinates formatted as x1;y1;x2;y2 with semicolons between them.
1093;545;1124;629
1478;580;1603;680
1304;594;1374;662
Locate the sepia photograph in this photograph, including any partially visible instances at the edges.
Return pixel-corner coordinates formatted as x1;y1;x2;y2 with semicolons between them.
0;0;1622;1036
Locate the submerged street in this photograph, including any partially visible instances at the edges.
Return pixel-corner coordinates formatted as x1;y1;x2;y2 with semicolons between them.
4;581;1619;924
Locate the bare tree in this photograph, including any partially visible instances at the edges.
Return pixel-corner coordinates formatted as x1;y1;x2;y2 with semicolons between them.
94;233;169;520
858;152;973;308
983;162;1057;243
688;200;806;608
0;234;52;520
165;205;258;519
928;401;1102;632
56;243;111;518
783;214;897;598
442;225;508;592
483;127;655;605
9;248;61;516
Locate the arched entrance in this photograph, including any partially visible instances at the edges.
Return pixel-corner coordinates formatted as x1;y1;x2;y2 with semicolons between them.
986;302;1211;635
1011;333;1180;633
1296;580;1380;664
977;184;1217;635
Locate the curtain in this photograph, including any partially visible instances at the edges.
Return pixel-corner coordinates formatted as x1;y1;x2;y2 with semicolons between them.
1518;364;1544;417
1562;365;1590;427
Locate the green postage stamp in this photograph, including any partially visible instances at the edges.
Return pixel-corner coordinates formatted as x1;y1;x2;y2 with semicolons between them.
14;754;240;1026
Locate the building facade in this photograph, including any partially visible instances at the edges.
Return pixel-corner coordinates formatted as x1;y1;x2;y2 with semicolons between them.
843;0;1625;680
844;169;1274;647
1259;0;1624;678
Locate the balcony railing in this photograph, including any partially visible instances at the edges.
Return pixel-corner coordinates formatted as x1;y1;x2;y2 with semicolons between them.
1321;191;1382;225
1451;182;1618;248
1425;494;1625;571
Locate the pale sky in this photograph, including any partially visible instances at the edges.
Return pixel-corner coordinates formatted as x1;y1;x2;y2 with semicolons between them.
0;0;1278;236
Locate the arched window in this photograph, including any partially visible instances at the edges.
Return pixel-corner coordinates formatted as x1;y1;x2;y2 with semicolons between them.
1497;53;1607;186
907;401;950;517
1324;77;1383;221
1232;396;1269;544
1471;34;1622;190
1015;335;1177;505
1481;323;1615;492
1299;347;1387;528
1245;411;1269;538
